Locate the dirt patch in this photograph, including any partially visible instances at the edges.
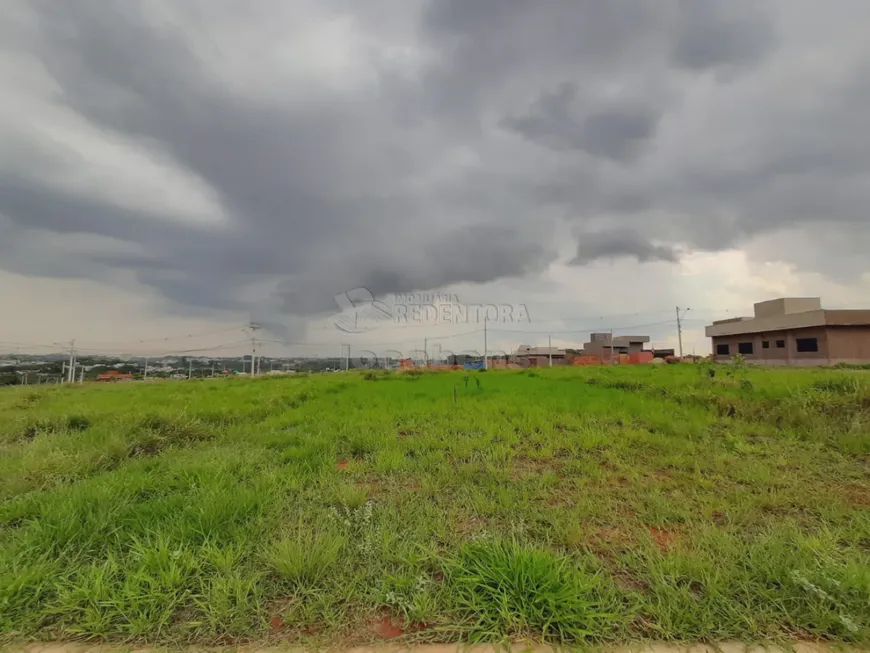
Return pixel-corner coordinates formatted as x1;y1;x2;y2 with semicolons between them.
841;483;870;507
612;568;649;592
269;615;285;634
545;491;574;508
369;615;405;639
510;457;559;478
456;516;489;537
355;478;391;499
586;526;636;559
337;460;349;471
648;526;678;552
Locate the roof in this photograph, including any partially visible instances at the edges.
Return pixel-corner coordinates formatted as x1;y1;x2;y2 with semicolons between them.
612;335;650;346
583;335;650;347
705;309;870;337
515;345;567;356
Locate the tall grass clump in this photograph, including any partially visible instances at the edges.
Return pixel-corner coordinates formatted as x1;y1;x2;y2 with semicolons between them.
446;538;623;643
266;521;346;590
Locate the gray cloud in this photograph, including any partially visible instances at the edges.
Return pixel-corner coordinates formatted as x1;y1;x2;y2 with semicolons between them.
502;84;661;162
671;0;777;72
570;231;681;265
1;0;868;336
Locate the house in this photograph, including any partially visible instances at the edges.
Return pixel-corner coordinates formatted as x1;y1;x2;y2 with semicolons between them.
582;333;651;361
96;370;134;382
705;297;870;366
651;348;676;359
514;345;568;367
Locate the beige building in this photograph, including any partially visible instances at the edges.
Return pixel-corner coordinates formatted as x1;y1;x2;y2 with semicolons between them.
705;297;870;365
514;345;568;367
582;333;650;360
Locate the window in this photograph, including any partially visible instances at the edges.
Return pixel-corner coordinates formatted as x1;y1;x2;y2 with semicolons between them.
738;342;754;355
776;340;785;348
762;341;770;349
796;337;819;353
716;343;730;356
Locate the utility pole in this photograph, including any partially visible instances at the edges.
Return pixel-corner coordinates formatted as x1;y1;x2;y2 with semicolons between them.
61;361;66;384
144;357;149;381
609;328;613;365
549;335;553;368
344;345;350;372
211;364;215;377
424;338;428;368
676;306;689;358
483;318;488;370
66;340;76;383
246;323;261;376
79;366;84;384
188;360;193;380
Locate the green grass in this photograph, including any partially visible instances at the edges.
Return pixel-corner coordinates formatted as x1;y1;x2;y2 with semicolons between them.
0;365;868;646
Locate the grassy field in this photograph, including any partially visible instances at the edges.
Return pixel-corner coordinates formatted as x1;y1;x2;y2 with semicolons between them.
0;365;868;647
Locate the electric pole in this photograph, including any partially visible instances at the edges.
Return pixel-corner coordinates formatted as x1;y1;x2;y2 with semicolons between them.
676;306;689;358
245;323;261;376
424;338;428;368
144;357;149;381
79;365;84;384
188;360;193;380
67;340;76;383
483;317;488;370
549;335;553;368
609;328;613;365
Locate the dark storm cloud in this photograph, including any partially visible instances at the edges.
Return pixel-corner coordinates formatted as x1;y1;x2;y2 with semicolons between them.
570;231;680;266
502;84;661;162
1;0;868;328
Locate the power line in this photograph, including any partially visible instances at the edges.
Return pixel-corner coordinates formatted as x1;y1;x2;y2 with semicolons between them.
487;319;677;335
73;325;243;348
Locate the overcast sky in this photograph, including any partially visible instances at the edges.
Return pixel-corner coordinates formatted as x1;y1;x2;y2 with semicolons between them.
2;0;869;359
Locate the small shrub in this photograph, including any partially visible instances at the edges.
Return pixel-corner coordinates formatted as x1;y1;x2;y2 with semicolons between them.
15;393;42;409
65;414;91;431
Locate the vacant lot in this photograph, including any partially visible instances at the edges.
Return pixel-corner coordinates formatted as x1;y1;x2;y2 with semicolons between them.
0;366;868;646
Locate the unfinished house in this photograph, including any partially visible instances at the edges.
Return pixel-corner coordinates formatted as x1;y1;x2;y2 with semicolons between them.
514;345;568;367
582;333;651;362
705;297;870;366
